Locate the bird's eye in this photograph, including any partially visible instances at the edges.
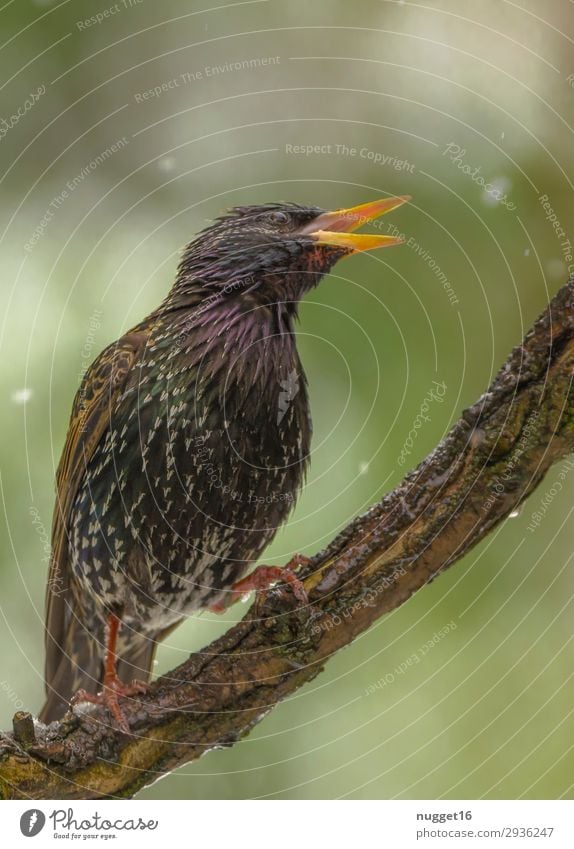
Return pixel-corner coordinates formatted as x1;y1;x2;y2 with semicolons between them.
267;210;290;226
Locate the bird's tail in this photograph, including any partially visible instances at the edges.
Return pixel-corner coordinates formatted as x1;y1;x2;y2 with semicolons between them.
38;616;156;725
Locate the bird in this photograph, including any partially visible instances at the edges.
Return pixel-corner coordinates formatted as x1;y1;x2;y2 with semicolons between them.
39;195;410;730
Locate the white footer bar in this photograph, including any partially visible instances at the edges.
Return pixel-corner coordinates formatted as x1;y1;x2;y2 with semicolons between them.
3;799;573;848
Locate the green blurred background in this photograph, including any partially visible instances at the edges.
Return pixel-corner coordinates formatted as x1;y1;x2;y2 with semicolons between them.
1;0;573;799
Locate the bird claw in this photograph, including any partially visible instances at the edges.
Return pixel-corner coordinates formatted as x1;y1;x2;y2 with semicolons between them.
208;555;311;613
71;677;148;733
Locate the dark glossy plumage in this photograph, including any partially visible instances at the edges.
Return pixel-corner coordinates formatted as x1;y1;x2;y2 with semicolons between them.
40;198;408;724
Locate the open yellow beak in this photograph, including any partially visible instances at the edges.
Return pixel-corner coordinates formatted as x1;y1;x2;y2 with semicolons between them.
301;196;410;254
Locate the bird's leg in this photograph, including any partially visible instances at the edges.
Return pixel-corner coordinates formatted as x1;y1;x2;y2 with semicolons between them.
72;613;147;733
208;554;311;613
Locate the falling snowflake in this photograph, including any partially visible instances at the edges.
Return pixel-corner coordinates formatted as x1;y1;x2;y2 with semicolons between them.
546;259;567;280
158;156;176;172
12;388;32;404
359;462;369;475
482;176;511;207
277;369;300;424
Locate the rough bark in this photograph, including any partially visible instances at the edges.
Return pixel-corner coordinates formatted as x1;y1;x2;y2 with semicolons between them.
1;278;574;800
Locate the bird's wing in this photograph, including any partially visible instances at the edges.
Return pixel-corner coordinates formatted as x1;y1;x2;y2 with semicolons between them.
44;329;149;690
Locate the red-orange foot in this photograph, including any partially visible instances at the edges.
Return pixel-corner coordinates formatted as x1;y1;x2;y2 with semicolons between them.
72;676;148;733
209;555;311;614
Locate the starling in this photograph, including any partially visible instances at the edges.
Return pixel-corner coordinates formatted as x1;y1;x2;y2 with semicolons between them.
39;196;410;729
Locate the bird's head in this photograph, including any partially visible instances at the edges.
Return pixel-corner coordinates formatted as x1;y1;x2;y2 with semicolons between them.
176;196;410;308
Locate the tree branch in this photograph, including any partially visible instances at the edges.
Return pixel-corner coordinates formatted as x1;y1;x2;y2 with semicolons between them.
2;278;574;800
